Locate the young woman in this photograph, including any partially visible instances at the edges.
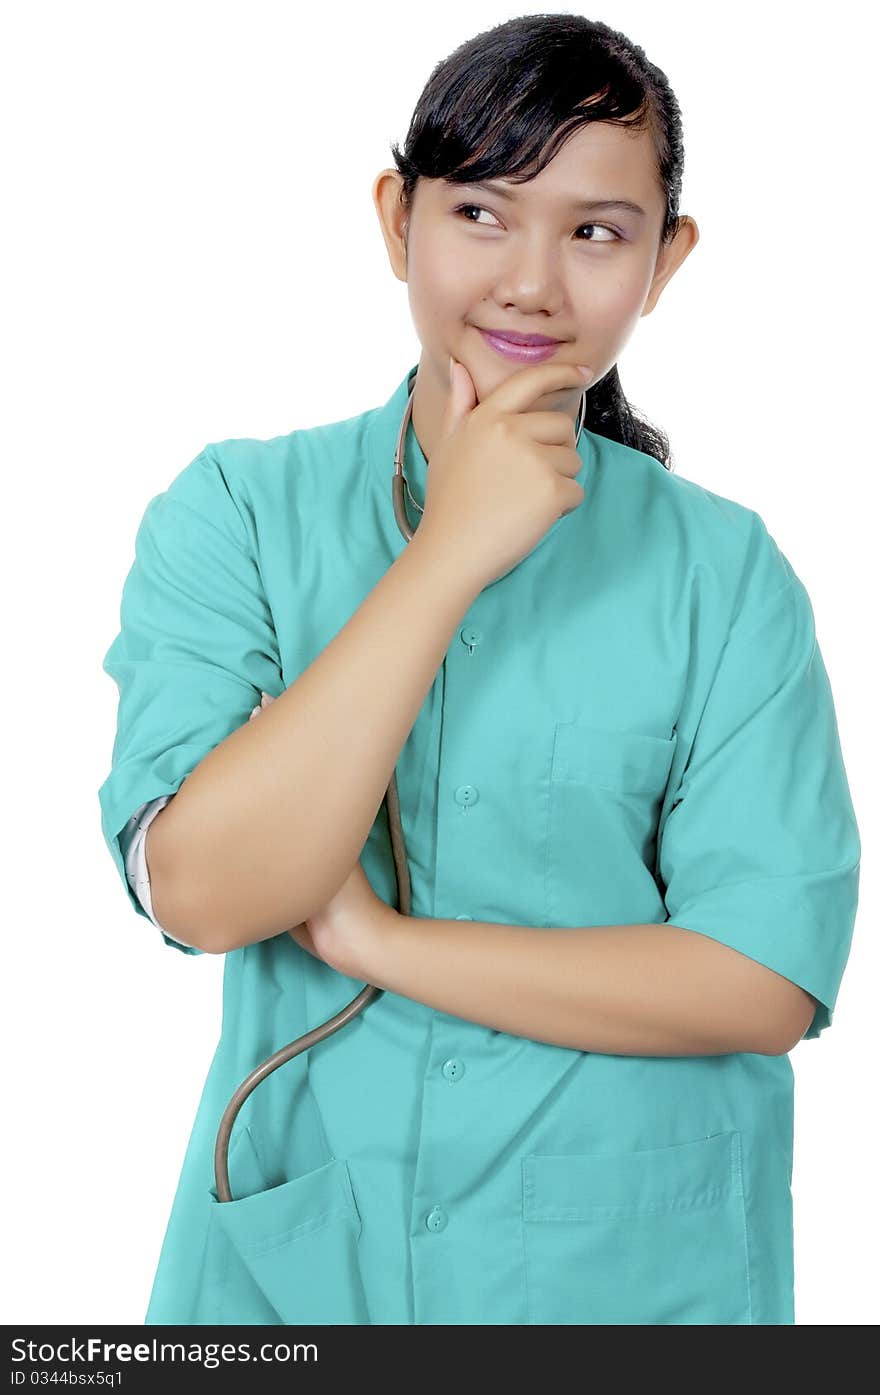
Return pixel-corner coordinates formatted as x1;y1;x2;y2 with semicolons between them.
99;14;860;1325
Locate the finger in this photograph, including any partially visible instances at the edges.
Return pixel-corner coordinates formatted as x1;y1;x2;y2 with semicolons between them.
509;408;582;448
249;690;277;720
483;359;593;419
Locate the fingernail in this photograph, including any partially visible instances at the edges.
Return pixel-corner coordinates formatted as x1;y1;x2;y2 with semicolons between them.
578;365;594;383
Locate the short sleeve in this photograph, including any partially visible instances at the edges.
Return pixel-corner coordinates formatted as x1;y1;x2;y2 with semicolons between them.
658;521;861;1042
119;796;184;934
98;447;284;955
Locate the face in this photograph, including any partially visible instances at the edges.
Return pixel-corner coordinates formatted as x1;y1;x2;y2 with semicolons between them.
372;119;699;461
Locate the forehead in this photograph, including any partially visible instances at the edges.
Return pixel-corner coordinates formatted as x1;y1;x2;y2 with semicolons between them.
425;120;659;207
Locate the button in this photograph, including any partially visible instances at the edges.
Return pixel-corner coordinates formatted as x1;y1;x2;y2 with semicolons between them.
455;914;472;921
425;1206;448;1232
454;784;479;807
442;1057;465;1082
459;625;483;650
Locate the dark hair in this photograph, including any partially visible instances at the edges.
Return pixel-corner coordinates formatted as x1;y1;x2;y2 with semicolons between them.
390;13;686;472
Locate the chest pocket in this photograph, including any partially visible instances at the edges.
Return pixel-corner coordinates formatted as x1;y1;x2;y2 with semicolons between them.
521;1130;752;1324
545;723;677;927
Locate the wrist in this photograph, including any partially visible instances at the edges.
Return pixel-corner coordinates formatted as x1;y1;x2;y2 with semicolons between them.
360;899;404;986
400;526;485;608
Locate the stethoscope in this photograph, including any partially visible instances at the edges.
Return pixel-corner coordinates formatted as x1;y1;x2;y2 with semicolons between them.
214;366;587;1203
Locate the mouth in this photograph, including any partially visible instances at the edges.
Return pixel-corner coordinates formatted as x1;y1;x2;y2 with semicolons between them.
476;327;564;363
478;327;564;345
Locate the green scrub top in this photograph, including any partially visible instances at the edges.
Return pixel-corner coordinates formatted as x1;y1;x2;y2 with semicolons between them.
98;362;860;1326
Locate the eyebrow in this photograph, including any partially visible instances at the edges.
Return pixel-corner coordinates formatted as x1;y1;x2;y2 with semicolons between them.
457;179;646;218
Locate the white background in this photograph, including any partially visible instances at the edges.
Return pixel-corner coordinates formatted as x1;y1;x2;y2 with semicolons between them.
2;0;876;1326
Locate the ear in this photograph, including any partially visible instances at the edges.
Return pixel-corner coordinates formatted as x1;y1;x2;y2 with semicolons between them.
372;168;410;283
641;215;700;318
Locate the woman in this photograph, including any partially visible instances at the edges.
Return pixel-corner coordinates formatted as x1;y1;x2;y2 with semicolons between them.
98;14;860;1325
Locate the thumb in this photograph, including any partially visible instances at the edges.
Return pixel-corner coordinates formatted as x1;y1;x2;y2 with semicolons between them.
440;355;478;440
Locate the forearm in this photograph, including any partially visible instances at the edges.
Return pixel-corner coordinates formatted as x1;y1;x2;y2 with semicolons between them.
149;535;480;953
364;915;789;1057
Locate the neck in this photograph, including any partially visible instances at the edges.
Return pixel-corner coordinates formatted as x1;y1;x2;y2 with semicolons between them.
409;356;446;465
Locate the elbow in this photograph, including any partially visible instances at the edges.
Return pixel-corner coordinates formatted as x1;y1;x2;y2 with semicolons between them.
150;871;227;954
774;987;818;1054
153;874;310;955
755;990;818;1056
146;819;318;954
153;877;307;953
146;808;235;954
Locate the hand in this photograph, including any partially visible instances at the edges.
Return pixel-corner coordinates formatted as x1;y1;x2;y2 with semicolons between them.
417;357;594;590
287;858;394;981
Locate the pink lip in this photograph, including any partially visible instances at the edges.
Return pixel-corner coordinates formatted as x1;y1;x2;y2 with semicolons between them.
481;328;563;344
478;329;561;363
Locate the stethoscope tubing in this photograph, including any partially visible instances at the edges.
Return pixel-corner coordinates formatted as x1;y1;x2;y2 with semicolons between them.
214;369;586;1202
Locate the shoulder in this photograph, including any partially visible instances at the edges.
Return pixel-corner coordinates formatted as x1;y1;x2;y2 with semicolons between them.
592;431;805;624
157;402;375;547
206;398;376;492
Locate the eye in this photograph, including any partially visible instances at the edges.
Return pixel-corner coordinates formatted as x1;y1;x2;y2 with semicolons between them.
453;202;501;228
452;203;622;243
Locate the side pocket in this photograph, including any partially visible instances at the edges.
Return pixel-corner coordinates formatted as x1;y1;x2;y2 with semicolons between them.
522;1130;752;1325
208;1127;370;1325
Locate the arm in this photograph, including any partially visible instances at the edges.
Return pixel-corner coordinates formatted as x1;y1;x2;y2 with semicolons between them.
358;910;817;1056
147;533;481;953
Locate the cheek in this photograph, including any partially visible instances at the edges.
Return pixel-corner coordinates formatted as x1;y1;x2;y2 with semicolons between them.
576;269;651;346
406;228;480;323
